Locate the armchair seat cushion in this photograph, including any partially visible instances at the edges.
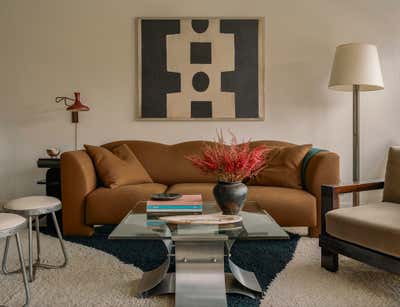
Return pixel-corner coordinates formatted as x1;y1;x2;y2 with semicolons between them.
86;183;167;225
326;202;400;258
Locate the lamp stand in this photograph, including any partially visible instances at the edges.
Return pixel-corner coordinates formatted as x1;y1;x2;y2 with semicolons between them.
55;93;89;151
71;112;79;151
353;84;360;206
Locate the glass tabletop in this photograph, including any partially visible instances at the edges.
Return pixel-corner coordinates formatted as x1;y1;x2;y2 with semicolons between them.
109;201;289;240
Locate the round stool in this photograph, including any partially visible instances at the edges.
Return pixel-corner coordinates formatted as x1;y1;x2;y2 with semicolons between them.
3;196;68;282
0;213;30;306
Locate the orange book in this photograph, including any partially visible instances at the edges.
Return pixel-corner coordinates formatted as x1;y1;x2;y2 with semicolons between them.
147;194;202;206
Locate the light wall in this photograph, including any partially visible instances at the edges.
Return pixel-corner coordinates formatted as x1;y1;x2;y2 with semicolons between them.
1;0;399;203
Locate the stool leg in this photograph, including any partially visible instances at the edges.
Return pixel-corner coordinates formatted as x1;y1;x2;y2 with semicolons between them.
35;216;41;264
52;212;68;267
15;233;30;306
2;236;11;274
28;216;34;282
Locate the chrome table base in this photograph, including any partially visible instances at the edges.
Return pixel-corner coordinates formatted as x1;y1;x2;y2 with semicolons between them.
137;236;262;307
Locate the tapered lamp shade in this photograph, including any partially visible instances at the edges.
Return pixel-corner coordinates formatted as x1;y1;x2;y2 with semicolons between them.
329;43;384;91
66;92;90;112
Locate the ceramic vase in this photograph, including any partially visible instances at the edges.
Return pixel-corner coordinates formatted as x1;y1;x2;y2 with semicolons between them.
213;181;248;215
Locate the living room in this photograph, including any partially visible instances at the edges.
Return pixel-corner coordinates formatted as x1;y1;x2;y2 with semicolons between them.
0;0;399;306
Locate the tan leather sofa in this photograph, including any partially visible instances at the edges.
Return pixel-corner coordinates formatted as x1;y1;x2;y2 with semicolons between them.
61;140;340;237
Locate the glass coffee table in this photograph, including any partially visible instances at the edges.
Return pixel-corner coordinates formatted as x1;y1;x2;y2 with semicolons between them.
109;201;289;307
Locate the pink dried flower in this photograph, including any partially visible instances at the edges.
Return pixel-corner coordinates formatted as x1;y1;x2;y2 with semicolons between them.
186;130;271;182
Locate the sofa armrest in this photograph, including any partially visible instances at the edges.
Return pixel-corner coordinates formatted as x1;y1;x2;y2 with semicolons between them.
61;150;97;236
304;151;340;237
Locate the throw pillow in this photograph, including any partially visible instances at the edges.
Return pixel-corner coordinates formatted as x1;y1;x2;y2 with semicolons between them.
84;144;153;188
249;144;312;189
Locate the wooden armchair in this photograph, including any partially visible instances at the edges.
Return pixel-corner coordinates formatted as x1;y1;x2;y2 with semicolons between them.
319;147;400;274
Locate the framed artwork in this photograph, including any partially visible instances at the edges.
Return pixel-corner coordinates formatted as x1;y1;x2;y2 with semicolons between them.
137;17;264;120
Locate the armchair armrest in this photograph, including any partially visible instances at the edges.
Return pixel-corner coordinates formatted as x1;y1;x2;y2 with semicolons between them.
320;180;384;235
322;180;384;194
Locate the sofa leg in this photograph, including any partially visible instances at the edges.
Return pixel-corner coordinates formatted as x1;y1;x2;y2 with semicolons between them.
62;224;94;237
309;226;319;237
321;247;338;272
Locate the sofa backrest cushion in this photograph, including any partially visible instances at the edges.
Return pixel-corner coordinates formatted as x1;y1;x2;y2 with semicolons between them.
248;144;312;189
85;144;153;188
383;146;400;203
102;140;294;185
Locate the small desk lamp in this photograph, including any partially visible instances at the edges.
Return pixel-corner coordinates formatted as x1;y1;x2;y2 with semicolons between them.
55;92;90;150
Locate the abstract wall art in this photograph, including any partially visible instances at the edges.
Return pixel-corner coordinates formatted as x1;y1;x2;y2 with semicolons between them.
137;17;264;120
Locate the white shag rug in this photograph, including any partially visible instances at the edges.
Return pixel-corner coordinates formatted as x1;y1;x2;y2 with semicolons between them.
0;232;398;307
0;231;172;307
262;237;400;307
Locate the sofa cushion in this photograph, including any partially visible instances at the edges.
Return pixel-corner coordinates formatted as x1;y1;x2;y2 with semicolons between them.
84;144;152;188
326;202;400;258
246;186;317;227
249;144;312;189
102;140;295;185
167;184;316;227
383;146;400;203
166;183;215;201
86;183;167;225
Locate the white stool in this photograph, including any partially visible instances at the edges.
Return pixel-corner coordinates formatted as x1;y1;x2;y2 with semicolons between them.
0;213;30;306
2;196;68;282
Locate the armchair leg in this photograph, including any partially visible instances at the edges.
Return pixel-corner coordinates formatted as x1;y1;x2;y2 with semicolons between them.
321;247;338;272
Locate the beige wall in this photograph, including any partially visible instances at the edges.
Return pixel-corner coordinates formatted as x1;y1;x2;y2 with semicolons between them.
1;0;399;203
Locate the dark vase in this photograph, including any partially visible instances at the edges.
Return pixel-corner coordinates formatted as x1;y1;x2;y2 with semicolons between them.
213;181;248;215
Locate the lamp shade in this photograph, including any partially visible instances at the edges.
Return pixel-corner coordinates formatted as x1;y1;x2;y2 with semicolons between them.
329;43;384;91
66;92;90;112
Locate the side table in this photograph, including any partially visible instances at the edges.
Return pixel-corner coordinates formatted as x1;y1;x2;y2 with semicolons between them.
37;158;62;233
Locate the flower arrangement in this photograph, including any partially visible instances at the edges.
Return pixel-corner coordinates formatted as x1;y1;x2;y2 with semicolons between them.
186;130;271;182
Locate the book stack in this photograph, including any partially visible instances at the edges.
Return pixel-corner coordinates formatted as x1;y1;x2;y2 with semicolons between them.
146;194;203;216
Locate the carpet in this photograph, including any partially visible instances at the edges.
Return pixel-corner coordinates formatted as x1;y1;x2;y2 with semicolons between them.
261;237;400;307
58;226;300;307
0;228;398;307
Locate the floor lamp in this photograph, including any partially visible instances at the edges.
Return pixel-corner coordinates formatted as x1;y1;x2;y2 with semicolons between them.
329;43;384;206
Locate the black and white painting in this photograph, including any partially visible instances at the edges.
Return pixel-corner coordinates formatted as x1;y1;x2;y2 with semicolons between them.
137;17;264;120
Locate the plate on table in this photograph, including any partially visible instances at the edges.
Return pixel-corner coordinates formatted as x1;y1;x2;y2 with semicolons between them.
159;214;243;225
150;193;182;201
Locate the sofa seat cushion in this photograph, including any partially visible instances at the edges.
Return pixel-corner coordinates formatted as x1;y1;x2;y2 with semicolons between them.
246;186;317;227
166;183;215;201
167;184;316;227
86;183;167;225
326;202;400;258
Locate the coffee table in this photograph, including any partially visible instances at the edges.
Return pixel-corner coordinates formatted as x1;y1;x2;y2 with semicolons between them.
109;201;289;307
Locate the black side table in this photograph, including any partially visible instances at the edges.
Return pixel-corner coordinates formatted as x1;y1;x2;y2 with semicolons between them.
37;158;62;233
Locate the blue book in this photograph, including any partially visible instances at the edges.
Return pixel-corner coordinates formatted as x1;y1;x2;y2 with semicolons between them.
146;220;167;227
